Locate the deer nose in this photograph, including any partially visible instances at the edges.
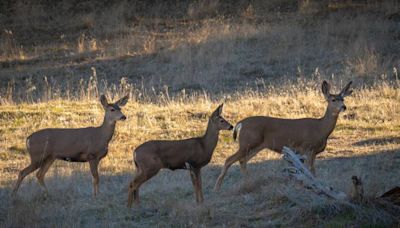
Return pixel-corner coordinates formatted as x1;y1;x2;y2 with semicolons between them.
229;125;234;130
120;115;127;121
342;105;347;111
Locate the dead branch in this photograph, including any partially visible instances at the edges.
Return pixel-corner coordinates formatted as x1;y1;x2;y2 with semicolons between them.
282;146;348;201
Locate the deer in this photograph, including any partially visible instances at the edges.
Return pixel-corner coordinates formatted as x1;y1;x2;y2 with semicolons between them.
12;94;129;197
127;104;233;207
214;81;353;191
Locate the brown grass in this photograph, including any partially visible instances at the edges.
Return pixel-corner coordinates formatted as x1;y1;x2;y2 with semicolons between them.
0;1;400;226
0;82;399;227
1;1;399;99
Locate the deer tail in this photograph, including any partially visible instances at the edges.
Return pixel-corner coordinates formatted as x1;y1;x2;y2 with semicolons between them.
233;123;242;141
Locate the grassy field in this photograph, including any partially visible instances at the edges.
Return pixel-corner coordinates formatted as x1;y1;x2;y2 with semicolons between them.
0;82;399;227
1;0;400;227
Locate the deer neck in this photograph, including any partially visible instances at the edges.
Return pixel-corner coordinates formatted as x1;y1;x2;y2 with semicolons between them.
201;119;219;155
99;115;116;144
320;106;340;138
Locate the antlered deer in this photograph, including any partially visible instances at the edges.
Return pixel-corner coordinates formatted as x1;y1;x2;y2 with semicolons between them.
214;81;353;191
12;94;129;196
127;104;233;207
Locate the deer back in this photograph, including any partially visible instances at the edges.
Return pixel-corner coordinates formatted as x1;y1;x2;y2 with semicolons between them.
28;127;111;161
237;116;329;154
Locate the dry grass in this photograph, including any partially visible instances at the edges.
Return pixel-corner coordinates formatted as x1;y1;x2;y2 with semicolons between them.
0;1;400;226
0;82;399;227
1;1;399;99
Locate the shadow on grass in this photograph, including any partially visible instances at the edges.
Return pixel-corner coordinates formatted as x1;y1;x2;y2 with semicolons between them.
1;147;399;227
352;136;400;147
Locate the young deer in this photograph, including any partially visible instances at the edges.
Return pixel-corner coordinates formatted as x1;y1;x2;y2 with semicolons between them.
214;81;353;191
127;104;233;207
12;94;129;196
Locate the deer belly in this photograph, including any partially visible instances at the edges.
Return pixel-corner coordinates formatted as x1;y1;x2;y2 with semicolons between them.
164;162;188;170
284;140;327;155
267;139;307;154
161;158;194;170
56;152;95;162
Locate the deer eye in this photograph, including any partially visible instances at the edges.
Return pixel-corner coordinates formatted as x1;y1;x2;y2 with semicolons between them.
110;108;115;112
219;119;224;123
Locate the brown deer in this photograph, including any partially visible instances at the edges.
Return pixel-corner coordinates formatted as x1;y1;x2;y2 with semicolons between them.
127;104;233;207
12;94;129;196
214;81;353;191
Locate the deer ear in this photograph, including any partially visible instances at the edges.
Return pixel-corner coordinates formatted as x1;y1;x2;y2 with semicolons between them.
321;81;331;100
340;81;353;97
212;103;223;117
116;94;129;107
100;95;108;108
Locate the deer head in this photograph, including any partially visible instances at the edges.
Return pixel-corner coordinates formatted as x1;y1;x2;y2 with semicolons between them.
322;81;353;115
210;104;233;131
100;94;129;123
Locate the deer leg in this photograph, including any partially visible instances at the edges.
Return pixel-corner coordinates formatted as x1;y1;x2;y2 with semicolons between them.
128;176;143;207
239;150;254;176
304;152;316;175
239;159;249;176
36;157;55;193
189;169;199;203
127;174;146;207
89;159;100;197
12;162;40;195
127;168;158;207
309;153;316;175
239;146;264;176
214;151;244;192
194;169;203;203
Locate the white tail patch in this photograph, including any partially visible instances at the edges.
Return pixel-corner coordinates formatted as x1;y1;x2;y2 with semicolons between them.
235;123;242;133
233;123;242;141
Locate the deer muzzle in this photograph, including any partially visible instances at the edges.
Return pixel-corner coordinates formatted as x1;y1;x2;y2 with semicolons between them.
229;125;234;130
341;105;347;112
120;115;127;121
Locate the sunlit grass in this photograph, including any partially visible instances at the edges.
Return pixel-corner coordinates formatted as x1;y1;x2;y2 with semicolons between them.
1;82;399;168
0;82;399;227
1;1;400;225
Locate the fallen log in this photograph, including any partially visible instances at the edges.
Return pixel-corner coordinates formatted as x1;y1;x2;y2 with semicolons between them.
282;146;348;201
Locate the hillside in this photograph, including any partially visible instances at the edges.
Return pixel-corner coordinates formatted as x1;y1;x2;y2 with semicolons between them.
0;0;399;102
0;1;399;227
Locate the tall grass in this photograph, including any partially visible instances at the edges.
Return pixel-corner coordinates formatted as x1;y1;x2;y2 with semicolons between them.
0;1;399;226
0;81;399;227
